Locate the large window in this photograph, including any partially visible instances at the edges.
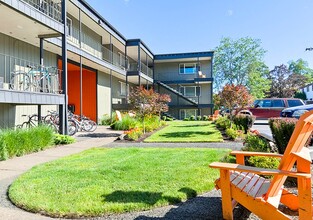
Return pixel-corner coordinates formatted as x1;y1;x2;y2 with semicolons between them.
179;63;197;74
119;81;129;96
180;86;201;97
180;109;200;119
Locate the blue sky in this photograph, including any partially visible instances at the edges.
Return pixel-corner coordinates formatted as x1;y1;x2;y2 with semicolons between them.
86;0;313;69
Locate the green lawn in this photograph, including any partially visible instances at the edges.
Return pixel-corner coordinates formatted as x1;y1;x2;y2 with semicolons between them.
144;121;223;142
9;147;229;218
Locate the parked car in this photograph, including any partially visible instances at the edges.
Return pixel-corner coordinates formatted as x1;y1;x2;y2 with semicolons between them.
246;98;305;119
280;104;313;118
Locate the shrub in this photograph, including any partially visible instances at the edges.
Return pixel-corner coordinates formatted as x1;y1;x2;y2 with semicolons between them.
189;115;196;121
100;114;112;125
226;128;238;140
215;116;231;130
111;115;138;130
247;156;280;169
0;126;54;160
202;115;208;121
183;118;189;121
269;117;298;154
242;134;269;152
141;116;162;132
165;117;173;121
221;154;236;163
233;114;256;133
54;134;75;145
124;128;143;141
196;116;202;121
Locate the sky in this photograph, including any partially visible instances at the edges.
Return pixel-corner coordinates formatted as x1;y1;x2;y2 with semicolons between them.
86;0;313;70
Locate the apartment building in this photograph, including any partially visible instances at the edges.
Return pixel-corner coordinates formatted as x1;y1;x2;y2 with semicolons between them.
0;0;213;131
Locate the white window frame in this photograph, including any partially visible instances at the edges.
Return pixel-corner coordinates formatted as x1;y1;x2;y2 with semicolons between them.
180;86;201;97
119;81;129;96
179;63;197;74
66;17;72;36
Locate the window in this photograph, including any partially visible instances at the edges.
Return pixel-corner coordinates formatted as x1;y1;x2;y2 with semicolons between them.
180;86;201;97
119;81;129;96
180;109;200;119
272;100;284;107
179;63;197;74
66;17;72;36
287;99;304;107
307;86;310;92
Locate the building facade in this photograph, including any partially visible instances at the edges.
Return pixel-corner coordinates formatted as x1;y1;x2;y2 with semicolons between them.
0;0;214;130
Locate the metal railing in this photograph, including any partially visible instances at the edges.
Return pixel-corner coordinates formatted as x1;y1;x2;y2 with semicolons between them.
0;53;61;94
22;0;62;22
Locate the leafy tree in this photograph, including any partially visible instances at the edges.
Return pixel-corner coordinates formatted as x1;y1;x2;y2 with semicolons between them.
214;37;266;92
288;59;313;83
268;64;307;98
294;91;307;100
219;84;253;122
213;93;221;111
129;86;171;132
247;61;271;99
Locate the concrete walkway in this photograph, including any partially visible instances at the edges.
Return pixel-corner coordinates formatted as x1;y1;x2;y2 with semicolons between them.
0;126;123;220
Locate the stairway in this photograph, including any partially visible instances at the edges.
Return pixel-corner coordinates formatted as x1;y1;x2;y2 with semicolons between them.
156;81;198;106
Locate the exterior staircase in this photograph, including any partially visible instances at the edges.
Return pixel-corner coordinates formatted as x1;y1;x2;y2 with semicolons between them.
156;81;198;106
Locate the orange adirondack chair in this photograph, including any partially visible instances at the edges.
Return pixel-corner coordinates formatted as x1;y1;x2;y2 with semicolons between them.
210;110;313;220
209;110;220;121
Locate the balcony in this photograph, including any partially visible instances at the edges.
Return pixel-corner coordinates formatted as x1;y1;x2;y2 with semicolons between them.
140;62;153;78
21;0;62;22
0;53;61;94
67;27;127;70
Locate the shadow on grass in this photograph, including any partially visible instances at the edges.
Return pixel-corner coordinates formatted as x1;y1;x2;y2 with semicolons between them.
173;124;211;128
159;131;216;138
102;187;197;206
102;190;180;205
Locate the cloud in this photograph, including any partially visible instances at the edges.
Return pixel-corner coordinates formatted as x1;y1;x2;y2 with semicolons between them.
227;9;233;16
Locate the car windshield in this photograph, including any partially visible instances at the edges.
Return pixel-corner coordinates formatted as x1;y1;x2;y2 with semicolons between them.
287;100;304;107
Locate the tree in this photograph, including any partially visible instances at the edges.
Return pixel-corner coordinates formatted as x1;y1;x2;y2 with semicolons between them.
219;84;253;121
288;59;313;83
213;37;266;92
294;91;307;100
268;64;307;98
128;86;171;132
247;61;271;99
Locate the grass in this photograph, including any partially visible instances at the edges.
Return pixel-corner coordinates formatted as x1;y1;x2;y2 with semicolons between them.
144;121;223;143
9;147;229;218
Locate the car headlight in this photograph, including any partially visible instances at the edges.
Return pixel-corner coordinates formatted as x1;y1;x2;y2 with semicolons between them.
292;110;308;118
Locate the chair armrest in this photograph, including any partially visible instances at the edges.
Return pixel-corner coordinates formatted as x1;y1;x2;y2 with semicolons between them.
209;162;311;178
231;151;283;158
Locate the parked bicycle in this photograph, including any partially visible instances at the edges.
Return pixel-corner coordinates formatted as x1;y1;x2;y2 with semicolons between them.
10;65;60;93
68;111;97;132
16;114;58;132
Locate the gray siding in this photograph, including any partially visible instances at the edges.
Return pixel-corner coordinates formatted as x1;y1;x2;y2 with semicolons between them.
154;60;212;82
0;33;57;84
97;71;111;118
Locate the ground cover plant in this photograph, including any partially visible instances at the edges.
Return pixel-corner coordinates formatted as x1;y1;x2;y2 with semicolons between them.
9;147;230;218
144;121;223;143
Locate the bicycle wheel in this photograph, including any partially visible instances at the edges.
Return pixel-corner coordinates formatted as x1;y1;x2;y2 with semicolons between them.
68;119;78;136
10;72;30;91
88;120;97;132
81;119;93;131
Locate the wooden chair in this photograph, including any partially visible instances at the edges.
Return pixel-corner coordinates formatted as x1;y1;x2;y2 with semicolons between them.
209;110;220;121
210;110;313;220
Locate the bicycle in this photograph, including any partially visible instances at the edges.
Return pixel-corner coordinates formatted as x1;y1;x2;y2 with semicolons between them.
10;65;60;93
68;111;97;132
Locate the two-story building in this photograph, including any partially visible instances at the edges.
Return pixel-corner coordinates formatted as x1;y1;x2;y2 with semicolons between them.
0;0;213;132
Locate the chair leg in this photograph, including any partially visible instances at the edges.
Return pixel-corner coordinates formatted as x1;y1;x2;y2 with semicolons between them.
220;169;234;220
298;177;312;220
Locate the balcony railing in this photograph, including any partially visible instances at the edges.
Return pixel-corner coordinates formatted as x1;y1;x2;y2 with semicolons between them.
22;0;62;22
67;27;127;70
0;53;61;94
140;62;153;78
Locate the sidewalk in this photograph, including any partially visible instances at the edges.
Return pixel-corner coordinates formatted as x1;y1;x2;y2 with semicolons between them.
0;126;123;220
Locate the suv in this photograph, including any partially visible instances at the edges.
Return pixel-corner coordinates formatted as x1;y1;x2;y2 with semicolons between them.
280;104;313;118
247;98;305;119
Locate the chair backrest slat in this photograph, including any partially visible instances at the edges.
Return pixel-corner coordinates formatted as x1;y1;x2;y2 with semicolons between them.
265;111;313;199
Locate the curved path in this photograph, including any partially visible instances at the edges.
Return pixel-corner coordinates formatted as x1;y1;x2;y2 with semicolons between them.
0;127;252;220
